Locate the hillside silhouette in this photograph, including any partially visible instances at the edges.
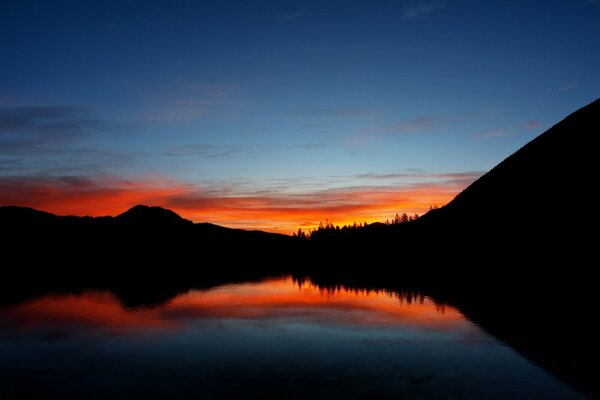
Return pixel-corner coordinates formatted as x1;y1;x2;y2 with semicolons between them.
417;98;599;256
115;204;194;226
1;204;295;271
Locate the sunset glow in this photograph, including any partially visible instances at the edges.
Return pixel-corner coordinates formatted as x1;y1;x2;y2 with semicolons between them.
0;175;467;233
3;277;464;332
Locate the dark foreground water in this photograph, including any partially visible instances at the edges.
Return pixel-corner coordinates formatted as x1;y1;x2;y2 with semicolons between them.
0;276;583;399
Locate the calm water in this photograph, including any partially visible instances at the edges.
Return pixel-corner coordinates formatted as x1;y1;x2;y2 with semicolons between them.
0;276;583;399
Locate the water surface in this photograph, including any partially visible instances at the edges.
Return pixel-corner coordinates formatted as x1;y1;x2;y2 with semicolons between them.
0;276;583;399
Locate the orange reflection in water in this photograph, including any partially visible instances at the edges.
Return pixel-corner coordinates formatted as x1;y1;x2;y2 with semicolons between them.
2;277;466;332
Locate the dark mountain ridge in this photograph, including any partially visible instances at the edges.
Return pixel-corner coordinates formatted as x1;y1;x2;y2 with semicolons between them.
115;204;194;226
419;98;599;232
1;204;294;270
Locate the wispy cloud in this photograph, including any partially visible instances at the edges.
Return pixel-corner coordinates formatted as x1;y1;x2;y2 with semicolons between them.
0;106;101;137
356;170;483;182
297;106;379;119
145;99;214;122
164;144;258;158
475;119;547;140
402;1;447;20
392;115;443;135
300;122;330;130
344;114;445;152
356;115;444;138
135;82;245;122
558;83;578;92
0;105;109;161
282;8;308;22
345;133;376;149
163;142;328;159
521;121;544;130
475;129;510;139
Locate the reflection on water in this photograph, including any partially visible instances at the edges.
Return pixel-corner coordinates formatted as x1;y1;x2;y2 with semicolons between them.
0;276;583;399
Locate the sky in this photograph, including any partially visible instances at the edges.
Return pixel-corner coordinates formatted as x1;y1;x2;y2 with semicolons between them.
1;0;599;233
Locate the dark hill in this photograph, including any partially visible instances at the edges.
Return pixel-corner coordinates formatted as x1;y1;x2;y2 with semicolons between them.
0;205;58;225
419;98;599;236
410;98;600;393
115;205;193;226
0;204;294;269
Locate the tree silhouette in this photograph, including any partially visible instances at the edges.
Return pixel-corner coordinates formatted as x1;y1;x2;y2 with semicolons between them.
299;210;421;240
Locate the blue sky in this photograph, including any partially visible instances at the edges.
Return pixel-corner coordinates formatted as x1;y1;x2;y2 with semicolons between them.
1;0;599;232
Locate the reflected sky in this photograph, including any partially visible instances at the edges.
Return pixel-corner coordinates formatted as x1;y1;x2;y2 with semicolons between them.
0;277;584;399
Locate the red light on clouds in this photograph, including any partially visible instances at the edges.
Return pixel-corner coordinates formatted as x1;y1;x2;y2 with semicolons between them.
0;176;461;233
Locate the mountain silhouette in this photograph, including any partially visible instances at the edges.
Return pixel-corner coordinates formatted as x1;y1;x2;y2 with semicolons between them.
0;203;294;270
115;205;194;226
419;98;599;236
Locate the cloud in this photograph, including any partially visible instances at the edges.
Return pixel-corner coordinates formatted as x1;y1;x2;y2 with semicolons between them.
475;129;510;139
344;115;445;153
163;142;328;158
0;172;470;234
345;133;376;149
402;1;447;20
0;106;123;175
0;105;107;159
521;121;544;130
145;99;214;121
0;106;100;137
356;170;483;183
0;143;140;177
355;115;444;141
300;122;330;130
282;8;308;22
392;115;443;135
558;83;578;92
475;120;546;140
297;106;379;119
164;144;258;158
134;82;245;122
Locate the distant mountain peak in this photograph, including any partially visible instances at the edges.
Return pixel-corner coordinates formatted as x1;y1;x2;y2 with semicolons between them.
116;205;193;226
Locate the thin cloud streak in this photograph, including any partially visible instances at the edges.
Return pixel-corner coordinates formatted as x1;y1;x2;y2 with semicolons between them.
558;83;578;92
296;106;380;119
393;116;444;135
475;129;510;139
356;170;483;181
521;121;544;130
163;142;328;158
360;115;444;137
0;106;103;138
282;8;308;22
402;1;447;20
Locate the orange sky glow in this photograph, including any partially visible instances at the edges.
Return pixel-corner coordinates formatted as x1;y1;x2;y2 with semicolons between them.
0;175;467;234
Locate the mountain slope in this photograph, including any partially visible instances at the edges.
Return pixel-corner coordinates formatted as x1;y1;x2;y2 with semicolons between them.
419;98;599;234
115;205;193;226
0;204;294;268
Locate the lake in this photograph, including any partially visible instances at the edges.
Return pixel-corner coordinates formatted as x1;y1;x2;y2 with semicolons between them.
0;275;584;399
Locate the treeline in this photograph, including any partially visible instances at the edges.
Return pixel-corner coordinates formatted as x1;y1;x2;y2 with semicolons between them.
293;211;425;240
